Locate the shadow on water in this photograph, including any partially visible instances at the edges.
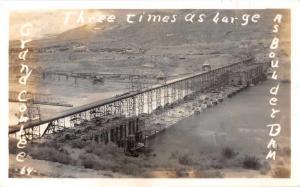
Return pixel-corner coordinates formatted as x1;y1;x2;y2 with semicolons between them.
147;80;290;163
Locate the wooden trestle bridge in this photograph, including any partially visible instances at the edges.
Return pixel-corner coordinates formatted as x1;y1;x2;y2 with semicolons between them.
9;57;267;147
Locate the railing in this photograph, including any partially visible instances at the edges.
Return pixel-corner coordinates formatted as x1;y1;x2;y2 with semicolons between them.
9;57;255;135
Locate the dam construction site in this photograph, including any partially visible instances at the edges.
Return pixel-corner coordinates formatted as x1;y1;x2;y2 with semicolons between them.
9;56;267;151
8;9;291;178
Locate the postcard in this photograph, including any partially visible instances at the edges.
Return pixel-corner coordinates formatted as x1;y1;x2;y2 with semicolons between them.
1;1;300;187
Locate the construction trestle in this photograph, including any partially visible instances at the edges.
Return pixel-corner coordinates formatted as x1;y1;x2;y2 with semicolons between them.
9;57;267;148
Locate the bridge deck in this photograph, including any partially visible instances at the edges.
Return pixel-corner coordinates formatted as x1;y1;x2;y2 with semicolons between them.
9;58;253;134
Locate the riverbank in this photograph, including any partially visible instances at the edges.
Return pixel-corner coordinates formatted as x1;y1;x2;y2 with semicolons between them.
145;79;290;178
9;80;290;178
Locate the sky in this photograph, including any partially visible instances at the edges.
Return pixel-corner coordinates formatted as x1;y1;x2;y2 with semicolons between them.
9;10;108;40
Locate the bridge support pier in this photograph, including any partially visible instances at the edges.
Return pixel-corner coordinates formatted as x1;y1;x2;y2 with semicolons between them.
10;57;267;147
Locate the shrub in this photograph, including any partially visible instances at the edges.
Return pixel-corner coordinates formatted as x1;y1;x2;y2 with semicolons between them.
259;161;271;175
242;155;261;170
70;138;87;149
79;153;99;169
29;146;73;165
78;152;147;176
212;161;224;169
44;140;59;149
221;146;237;159
178;154;193;165
79;152;121;172
84;142;121;158
169;151;179;159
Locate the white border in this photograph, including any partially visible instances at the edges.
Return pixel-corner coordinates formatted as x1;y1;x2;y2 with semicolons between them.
0;1;9;185
0;1;299;187
0;0;299;9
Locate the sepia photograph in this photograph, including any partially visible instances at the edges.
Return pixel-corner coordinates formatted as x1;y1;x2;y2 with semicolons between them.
7;8;292;180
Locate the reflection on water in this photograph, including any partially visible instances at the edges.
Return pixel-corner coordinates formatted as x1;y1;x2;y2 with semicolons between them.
148;80;290;163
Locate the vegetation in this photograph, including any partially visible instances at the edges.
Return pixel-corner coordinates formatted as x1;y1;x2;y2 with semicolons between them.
178;154;193;165
70;138;88;149
221;146;238;159
259;160;271;175
242;155;261;170
29;146;73;165
11;134;285;178
78;142;147;175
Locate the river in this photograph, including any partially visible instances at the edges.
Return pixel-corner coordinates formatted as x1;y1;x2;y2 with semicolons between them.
148;80;290;167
